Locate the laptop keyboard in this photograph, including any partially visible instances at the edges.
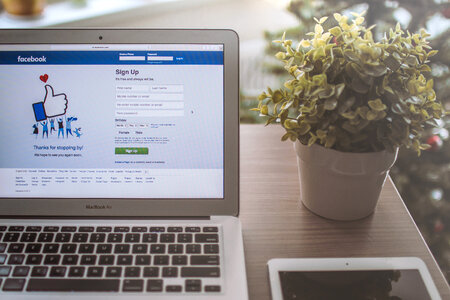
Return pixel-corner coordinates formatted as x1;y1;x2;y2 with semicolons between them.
0;224;223;293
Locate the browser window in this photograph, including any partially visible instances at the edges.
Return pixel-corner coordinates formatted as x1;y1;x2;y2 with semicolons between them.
0;44;224;199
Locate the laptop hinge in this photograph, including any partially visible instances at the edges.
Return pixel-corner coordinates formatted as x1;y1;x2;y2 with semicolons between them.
0;216;211;220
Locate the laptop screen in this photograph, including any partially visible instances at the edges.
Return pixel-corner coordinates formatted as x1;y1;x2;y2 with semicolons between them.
0;44;224;199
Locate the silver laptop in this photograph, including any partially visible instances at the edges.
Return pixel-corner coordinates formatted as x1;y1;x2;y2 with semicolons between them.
0;29;247;299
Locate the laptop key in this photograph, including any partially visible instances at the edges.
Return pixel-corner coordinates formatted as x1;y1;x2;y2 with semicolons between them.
61;226;76;232
166;285;182;292
117;255;133;265
0;266;11;276
132;244;147;254
160;234;175;243
195;234;219;243
135;255;151;265
154;255;169;265
61;244;77;253
44;254;61;265
9;226;24;232
125;266;141;277
79;227;94;232
31;266;48;277
25;243;42;253
169;244;183;254
150;227;165;233
87;267;103;277
89;233;105;243
168;227;183;232
62;255;79;265
8;243;24;253
21;233;37;242
125;233;140;243
122;279;143;292
132;227;147;232
203;226;219;232
0;254;6;264
79;244;95;254
3;278;25;291
185;227;201;232
114;227;130;233
44;226;60;232
55;233;71;242
108;233;123;243
26;254;43;265
50;266;67;277
143;267;159;277
97;227;112;232
181;267;220;277
142;233;157;243
38;233;54;243
114;244;130;254
99;255;115;265
106;267;122;277
204;244;219;254
96;244;112;254
0;243;6;253
186;279;202;292
172;255;188;265
147;279;163;292
81;255;96;265
13;266;30;277
43;243;59;253
205;285;221;292
69;266;85;277
191;255;220;265
0;226;6;231
26;226;42;232
186;244;201;254
27;279;120;292
162;267;178;277
72;233;88;243
8;254;25;265
178;234;193;243
4;233;20;242
150;244;165;254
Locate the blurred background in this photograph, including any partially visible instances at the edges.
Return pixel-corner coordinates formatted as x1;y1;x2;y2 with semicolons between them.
1;0;448;281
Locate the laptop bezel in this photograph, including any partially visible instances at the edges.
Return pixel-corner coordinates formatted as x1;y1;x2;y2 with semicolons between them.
0;29;239;217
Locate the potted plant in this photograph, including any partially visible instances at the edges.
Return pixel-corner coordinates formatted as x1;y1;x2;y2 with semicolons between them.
254;12;446;220
2;0;46;17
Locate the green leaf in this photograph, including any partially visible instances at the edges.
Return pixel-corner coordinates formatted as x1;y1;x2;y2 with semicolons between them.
298;122;311;135
368;99;387;111
272;90;283;103
324;98;338;110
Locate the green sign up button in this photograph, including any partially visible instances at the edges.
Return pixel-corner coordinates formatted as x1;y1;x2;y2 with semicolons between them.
115;147;149;155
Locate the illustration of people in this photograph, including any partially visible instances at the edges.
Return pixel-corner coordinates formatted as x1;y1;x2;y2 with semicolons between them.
65;116;74;138
57;118;64;138
50;119;56;134
32;124;38;139
40;121;49;138
74;128;82;138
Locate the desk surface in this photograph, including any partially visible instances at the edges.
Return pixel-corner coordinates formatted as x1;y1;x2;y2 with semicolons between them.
239;124;450;300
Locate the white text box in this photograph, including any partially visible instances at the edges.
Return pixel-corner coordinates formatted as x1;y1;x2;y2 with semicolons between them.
115;110;184;117
147;56;173;61
150;85;183;93
119;56;146;61
116;85;149;92
116;102;184;110
115;93;184;101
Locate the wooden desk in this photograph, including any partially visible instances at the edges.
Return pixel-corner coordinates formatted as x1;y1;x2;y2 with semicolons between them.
240;124;450;300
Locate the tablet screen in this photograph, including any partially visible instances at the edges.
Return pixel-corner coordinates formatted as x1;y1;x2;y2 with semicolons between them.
279;269;432;300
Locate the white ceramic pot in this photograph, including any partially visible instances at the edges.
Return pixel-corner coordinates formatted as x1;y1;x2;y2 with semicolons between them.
294;140;398;221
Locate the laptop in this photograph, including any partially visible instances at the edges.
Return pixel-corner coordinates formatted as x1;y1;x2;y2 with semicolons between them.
0;29;248;299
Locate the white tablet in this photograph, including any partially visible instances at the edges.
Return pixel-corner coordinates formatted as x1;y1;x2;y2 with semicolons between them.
268;257;442;300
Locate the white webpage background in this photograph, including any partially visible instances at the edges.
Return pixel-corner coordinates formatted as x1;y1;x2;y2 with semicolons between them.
0;64;224;198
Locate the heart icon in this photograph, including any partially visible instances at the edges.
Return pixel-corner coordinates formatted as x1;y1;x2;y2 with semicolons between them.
39;74;49;83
